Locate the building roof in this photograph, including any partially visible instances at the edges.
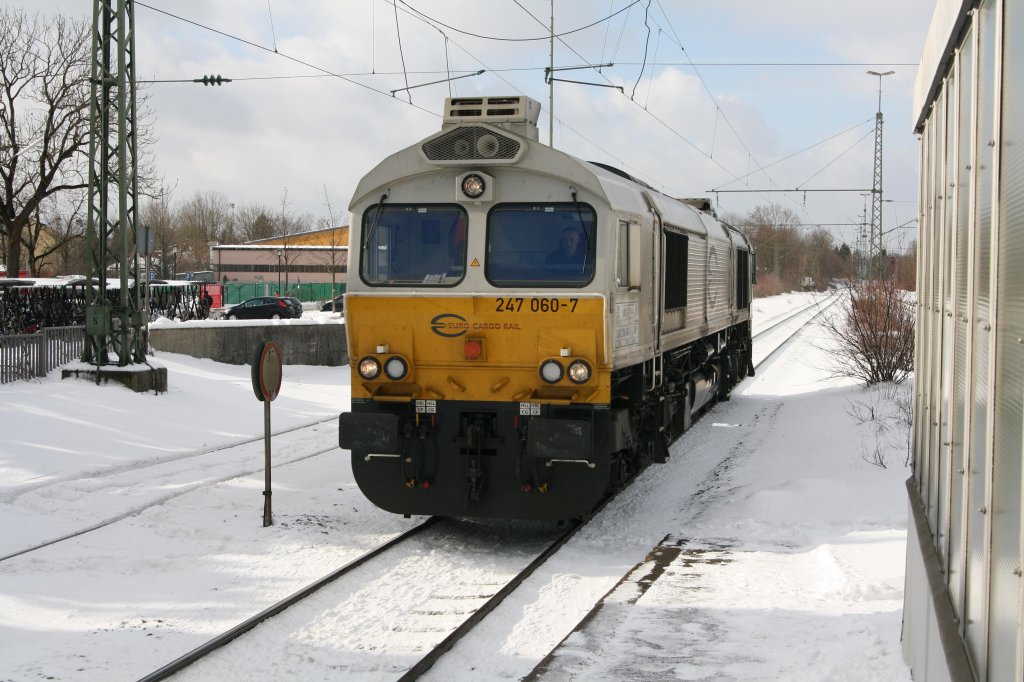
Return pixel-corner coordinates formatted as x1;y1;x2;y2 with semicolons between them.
245;226;349;247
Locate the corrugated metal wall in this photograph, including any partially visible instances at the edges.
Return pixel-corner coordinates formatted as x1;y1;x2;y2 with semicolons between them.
988;0;1024;677
905;1;1023;680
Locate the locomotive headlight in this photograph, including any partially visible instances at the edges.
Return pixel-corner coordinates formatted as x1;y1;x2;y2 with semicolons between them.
567;359;592;384
539;359;563;384
461;173;486;199
384;356;408;380
358;356;381;380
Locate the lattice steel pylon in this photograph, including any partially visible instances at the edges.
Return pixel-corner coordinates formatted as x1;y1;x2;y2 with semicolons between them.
82;0;146;367
868;111;884;278
867;70;893;280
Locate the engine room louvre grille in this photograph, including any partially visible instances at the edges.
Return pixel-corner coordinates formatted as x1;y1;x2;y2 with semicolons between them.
422;126;521;161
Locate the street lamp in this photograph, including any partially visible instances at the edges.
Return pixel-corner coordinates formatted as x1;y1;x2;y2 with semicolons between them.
275;249;283;294
868;69;892;108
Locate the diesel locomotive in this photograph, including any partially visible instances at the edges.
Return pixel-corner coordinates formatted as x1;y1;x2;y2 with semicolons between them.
338;95;754;520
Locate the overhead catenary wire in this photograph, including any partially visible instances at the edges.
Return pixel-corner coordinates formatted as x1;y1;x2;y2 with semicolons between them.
396;0;642;42
642;1;897;214
794;128;876;189
643;28;662;109
599;0;615;67
453;19;684;193
631;0;652;100
388;3;686;196
375;0;689;195
397;2;679;192
613;61;920;67
647;0;792;201
609;1;634;65
444;36;453;96
508;0;787;206
135;1;890;222
134;1;442;119
266;0;278;52
140;67;912;83
712;118;874;190
392;0;412;102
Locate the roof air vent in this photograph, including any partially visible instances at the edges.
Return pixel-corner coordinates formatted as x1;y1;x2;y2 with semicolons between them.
441;95;540;141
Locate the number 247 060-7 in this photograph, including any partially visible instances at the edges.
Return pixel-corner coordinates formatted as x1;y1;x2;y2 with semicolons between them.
494;297;579;313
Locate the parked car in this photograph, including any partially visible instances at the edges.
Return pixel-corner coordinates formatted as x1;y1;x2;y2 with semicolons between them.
320;295;345;312
224;296;303;320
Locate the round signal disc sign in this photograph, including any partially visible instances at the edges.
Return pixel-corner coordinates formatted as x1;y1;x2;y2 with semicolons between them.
251;341;283;402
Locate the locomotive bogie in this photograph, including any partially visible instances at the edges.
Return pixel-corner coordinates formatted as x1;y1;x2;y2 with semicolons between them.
338;95;753;520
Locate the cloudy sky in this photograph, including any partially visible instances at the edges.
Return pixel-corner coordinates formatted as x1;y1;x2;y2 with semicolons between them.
17;0;936;251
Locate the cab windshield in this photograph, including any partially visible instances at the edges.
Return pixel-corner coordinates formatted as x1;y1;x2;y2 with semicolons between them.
360;204;467;286
485;203;596;287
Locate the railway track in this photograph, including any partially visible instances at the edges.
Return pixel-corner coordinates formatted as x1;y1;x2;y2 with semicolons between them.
751;291;838;342
1;416;336;504
751;291;841;370
131;303;839;681
136;517;580;681
0;418;337;562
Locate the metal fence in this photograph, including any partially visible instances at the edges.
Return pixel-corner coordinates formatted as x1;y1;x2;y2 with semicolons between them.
221;281;345;305
0;326;85;385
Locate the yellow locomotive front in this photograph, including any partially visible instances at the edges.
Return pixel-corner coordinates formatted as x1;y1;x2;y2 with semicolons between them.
341;203;619;519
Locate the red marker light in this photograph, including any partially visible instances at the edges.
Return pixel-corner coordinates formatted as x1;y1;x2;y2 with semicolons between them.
464;339;483;360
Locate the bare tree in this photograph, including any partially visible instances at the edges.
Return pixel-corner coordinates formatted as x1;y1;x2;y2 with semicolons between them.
29;189;88;275
733;203;875;296
235;202;276;242
317;184;347;310
274;188;314;292
172;190;232;272
819;276;915;385
139;193;175;277
892;240;917;291
0;8;90;277
800;227;838;290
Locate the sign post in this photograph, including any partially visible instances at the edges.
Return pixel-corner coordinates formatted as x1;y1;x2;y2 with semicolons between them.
251;341;283;527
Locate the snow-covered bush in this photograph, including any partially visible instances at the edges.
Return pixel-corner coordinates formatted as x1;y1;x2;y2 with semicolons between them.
822;277;915;385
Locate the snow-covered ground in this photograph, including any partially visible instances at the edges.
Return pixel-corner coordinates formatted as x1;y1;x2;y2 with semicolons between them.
0;293;913;681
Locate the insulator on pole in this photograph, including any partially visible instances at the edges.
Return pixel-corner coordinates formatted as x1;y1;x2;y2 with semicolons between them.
195;74;231;86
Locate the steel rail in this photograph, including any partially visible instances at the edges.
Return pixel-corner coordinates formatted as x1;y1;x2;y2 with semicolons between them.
0;439;337;563
753;294;843;371
136;516;442;682
396;520;582;680
751;291;839;341
5;415;338;503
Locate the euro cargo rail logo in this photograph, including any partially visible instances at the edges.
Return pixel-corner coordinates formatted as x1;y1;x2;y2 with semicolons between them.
430;313;469;337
